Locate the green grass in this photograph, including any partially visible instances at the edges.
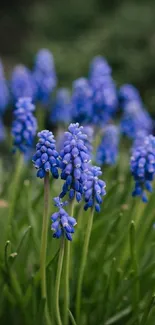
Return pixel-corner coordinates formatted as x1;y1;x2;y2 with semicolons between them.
0;136;155;325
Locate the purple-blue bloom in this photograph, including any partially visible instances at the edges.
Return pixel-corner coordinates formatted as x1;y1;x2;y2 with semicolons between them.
119;84;141;107
120;100;153;139
0;60;9;115
71;78;93;123
32;129;59;179
33;49;57;105
51;197;77;241
12;97;37;153
131;135;155;202
83;166;106;212
90;76;118;125
59;123;91;202
96;125;119;165
50;88;71;124
11;65;35;101
89;56;112;80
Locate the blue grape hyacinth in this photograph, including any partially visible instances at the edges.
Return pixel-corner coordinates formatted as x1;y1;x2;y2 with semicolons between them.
96;125;119;165
33;49;57;105
131;135;155;202
32;130;59;179
59;123;91;202
119;84;141;107
71;78;93;123
12;97;37;153
50;88;71;125
120;100;153;139
51;197;77;241
89;56;112;80
91;76;118;125
0;60;9;114
11;65;35;101
83;166;106;212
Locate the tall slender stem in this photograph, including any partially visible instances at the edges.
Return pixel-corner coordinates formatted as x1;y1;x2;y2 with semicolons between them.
55;237;65;325
40;172;50;299
63;199;75;325
76;207;95;323
8;153;24;240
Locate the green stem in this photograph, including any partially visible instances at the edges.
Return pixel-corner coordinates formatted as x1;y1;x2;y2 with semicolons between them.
63;199;75;325
55;238;65;325
130;220;140;324
140;294;155;325
76;206;95;323
36;106;45;131
8;154;24;240
40;173;50;299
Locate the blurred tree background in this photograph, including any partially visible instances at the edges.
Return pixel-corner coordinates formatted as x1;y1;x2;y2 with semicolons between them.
1;0;155;113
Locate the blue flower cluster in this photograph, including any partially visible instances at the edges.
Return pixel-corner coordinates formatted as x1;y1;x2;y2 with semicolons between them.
96;125;119;165
71;78;93;123
50;88;71;125
11;65;35;101
59;123;90;202
32;130;59;179
89;56;111;80
131;135;155;202
120;84;153;138
51;197;77;241
119;84;141;107
33;49;57;105
83;166;106;212
89;56;118;125
12;97;37;153
0;60;9;115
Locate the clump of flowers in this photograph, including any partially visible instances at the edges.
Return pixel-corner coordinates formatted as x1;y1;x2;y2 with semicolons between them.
130;135;155;202
0;60;9;114
59;123;91;202
89;57;118;125
83;166;106;212
120;100;153;139
50;88;71;125
32;129;59;179
119;84;141;107
96;125;119;165
33;49;57;105
71;78;93;123
51;197;77;241
12;97;37;153
89;56;112;80
11;65;35;101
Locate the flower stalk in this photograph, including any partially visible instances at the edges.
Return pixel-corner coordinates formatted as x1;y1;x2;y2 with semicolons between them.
76;206;95;323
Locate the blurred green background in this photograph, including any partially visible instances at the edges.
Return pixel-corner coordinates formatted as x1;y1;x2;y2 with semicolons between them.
1;0;155;113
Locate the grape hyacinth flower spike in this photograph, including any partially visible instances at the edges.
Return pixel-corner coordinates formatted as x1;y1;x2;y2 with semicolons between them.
12;97;37;153
51;197;77;241
32;130;59;179
84;166;106;212
50;88;71;125
59;123;91;202
0;60;9;115
131;135;155;202
11;65;35;101
71;78;93;124
96;125;120;166
33;49;57;105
